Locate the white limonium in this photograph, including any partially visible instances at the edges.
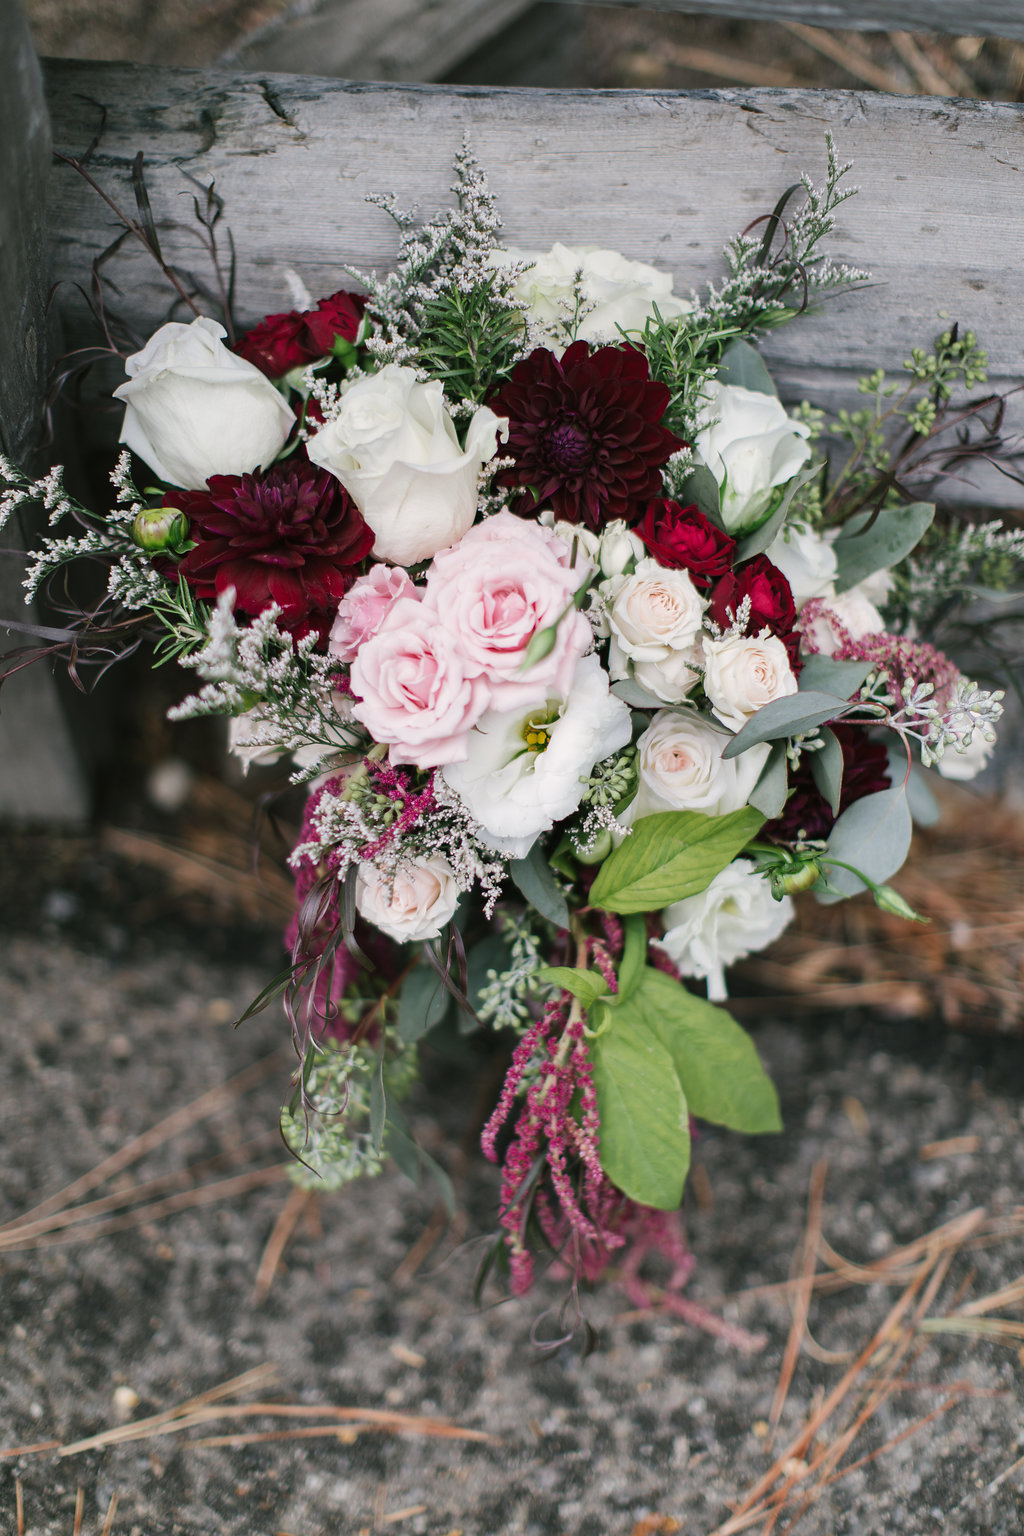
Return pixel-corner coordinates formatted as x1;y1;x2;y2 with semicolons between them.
654;859;795;1001
442;653;632;859
306;364;506;566
114;316;295;490
702;630;798;732
489;243;690;344
765;522;837;609
355;855;461;942
695;380;812;534
605;558;707;705
631;707;770;820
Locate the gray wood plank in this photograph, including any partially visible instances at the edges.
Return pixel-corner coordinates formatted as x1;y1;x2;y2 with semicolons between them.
565;0;1024;43
0;1;90;826
42;63;1024;510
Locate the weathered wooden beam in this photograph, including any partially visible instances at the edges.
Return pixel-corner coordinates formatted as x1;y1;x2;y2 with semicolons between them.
0;1;89;826
43;63;1024;510
563;0;1024;43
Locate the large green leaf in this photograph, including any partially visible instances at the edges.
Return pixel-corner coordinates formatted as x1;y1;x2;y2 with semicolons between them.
509;844;570;929
832;503;934;594
591;1021;690;1209
631;968;782;1134
589;807;765;913
721;691;855;758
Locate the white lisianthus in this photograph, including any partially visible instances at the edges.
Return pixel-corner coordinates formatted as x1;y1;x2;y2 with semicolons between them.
441;653;632;858
766;523;837;609
606;559;706;703
653;859;794;1001
632;708;769;819
355;854;460;942
306;364;506;565
114;316;295;490
800;587;886;657
695;381;812;534
489;243;690;343
702;631;798;732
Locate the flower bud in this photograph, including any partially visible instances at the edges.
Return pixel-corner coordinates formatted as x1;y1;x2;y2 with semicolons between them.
775;860;821;895
132;507;189;553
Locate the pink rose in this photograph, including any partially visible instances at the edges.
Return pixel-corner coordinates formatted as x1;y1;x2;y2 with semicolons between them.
329;565;419;663
424;510;592;709
349;596;488;768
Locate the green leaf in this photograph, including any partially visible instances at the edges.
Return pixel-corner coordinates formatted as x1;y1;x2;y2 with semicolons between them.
614;913;648;1005
716;338;777;396
675;465;724;529
398;963;453;1044
832;503;934;594
905;763;941;828
810;725;844;816
535;965;610;1008
631;968;782;1134
820;783;913;903
589;807;765;914
722;691;855;758
591;1020;690;1209
509;844;570;929
796;654;874;699
736;462;823;561
749;741;789;818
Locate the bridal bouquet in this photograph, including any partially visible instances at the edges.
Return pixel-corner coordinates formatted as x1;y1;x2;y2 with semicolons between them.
3;138;1020;1302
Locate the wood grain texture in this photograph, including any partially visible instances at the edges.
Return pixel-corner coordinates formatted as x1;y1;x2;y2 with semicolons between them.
43;63;1024;509
0;0;90;825
564;0;1024;42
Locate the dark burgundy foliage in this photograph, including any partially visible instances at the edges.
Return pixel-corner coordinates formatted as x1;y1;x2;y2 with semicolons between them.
487;341;684;530
167;462;374;632
636;499;736;586
708;553;802;672
764;723;892;845
234;289;365;378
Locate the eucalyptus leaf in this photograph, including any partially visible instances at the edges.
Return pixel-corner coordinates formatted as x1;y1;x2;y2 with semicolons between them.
749;741;789;819
535;965;609;1009
631;968;782;1134
722;691;855;758
832;503;934;594
398;963;453;1044
736;462;823;561
611;678;666;709
509;844;570;929
820;783;913;902
904;763;941;828
675;465;724;529
796;654;874;699
716;338;777;397
810;726;844;816
589;806;765;914
591;1021;690;1209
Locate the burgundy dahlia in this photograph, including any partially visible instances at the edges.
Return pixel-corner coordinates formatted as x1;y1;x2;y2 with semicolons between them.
235;289;365;379
487;341;684;530
764;724;891;845
708;553;802;672
166;461;374;631
637;499;736;587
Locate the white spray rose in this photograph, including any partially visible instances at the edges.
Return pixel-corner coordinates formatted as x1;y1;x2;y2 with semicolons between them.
765;523;837;609
490;243;690;343
355;854;460;942
306;365;506;566
654;859;794;1001
606;558;706;704
695;381;812;534
702;631;798;732
114;316;296;490
632;708;769;819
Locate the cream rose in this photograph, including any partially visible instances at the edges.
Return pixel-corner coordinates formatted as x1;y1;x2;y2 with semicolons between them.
654;859;794;1001
490;243;690;343
355;855;460;943
800;588;886;658
114;316;295;489
695;381;812;534
632;708;769;819
702;631;798;732
306;365;506;565
606;559;706;704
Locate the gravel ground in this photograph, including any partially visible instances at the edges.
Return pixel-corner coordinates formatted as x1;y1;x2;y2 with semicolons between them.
1;833;1023;1536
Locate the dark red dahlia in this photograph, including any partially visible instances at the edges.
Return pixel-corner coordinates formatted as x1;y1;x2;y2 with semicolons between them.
764;724;891;845
487;341;684;530
235;289;365;378
166;461;374;630
637;499;736;587
708;553;802;672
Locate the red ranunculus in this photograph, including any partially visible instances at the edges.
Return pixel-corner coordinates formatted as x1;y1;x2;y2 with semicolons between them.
166;461;374;632
636;499;736;587
709;553;801;672
487;341;684;530
234;290;365;379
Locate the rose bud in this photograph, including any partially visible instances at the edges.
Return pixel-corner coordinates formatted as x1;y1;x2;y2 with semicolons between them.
132;506;189;553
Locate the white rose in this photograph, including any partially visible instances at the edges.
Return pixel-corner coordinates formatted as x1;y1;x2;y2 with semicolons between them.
765;523;837;609
653;859;794;1001
355;854;460;943
442;653;632;858
800;588;886;657
695;381;812;533
306;365;506;565
490;243;690;343
113;316;296;490
702;631;798;732
632;708;769;819
606;559;706;703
